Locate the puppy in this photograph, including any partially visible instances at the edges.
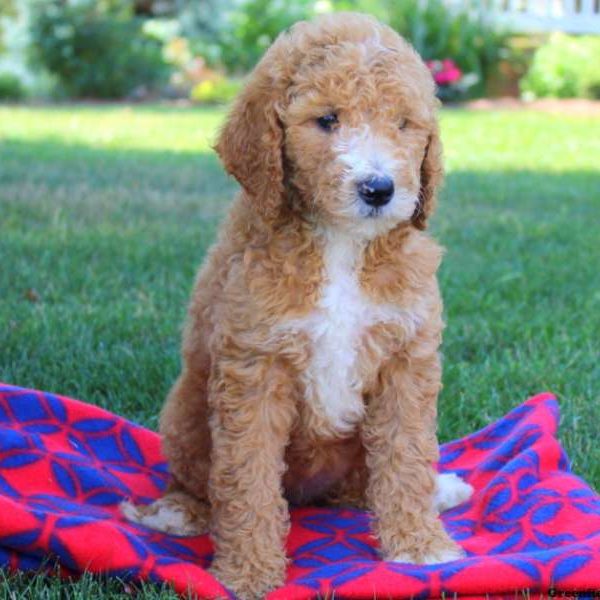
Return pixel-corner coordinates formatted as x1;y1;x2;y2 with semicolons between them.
123;12;473;599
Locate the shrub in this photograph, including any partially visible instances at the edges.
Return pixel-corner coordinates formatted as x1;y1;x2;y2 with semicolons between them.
520;34;600;99
0;72;25;100
378;0;511;98
171;0;236;69
218;0;315;73
177;0;314;74
167;0;511;98
171;0;317;74
190;76;242;105
29;0;167;99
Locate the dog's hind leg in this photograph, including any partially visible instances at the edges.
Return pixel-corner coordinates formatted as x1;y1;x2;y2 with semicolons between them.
159;368;212;502
121;479;209;536
434;472;473;513
122;367;212;536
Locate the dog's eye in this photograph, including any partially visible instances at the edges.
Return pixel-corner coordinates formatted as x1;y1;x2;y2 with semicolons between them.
399;118;408;130
316;114;338;131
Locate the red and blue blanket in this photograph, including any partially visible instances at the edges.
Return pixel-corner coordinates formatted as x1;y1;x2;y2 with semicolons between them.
1;383;599;598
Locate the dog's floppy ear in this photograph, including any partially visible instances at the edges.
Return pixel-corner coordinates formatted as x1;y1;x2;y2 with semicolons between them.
412;128;443;230
214;64;285;221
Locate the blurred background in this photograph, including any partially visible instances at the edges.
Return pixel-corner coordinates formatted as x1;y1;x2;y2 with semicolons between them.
0;0;599;104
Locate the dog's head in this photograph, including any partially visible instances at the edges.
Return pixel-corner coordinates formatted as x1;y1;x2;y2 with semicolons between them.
215;12;442;236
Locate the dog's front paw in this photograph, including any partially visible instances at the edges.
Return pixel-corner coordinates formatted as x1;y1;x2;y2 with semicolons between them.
392;543;465;565
388;525;465;565
210;554;287;600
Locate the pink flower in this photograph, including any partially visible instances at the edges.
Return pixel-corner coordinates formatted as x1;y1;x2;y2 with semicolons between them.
436;67;462;85
426;58;462;86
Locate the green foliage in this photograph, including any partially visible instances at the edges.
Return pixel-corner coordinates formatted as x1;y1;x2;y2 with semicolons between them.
379;0;510;97
0;71;25;99
28;0;167;99
520;34;600;100
179;0;316;74
190;76;243;104
176;0;510;96
23;0;513;100
173;0;236;67
218;0;315;73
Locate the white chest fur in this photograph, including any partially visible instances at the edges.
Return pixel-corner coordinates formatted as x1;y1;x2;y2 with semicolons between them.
306;233;370;431
285;231;409;433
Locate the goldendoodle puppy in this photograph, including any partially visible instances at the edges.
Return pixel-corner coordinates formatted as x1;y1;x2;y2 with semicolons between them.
123;12;473;599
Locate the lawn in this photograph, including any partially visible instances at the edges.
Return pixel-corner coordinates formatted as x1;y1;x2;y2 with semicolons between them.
1;103;599;597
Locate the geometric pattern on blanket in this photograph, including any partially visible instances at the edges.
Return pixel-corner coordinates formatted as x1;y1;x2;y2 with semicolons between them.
1;383;599;598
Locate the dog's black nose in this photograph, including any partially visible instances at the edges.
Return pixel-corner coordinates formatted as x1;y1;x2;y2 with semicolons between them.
357;176;394;207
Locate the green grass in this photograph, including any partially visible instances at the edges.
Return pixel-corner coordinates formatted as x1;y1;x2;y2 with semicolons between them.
0;567;181;599
1;103;599;596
